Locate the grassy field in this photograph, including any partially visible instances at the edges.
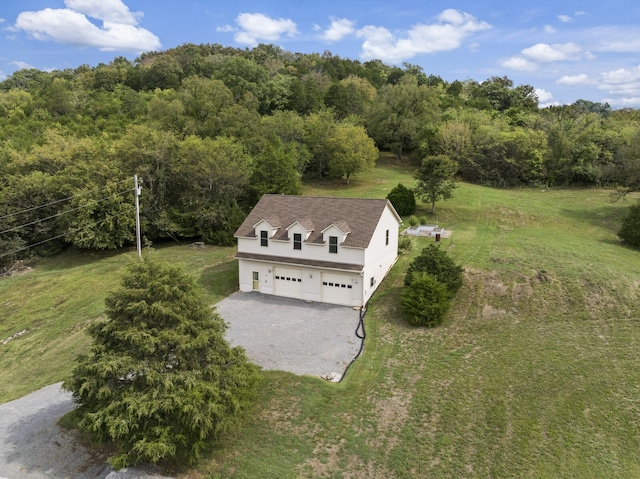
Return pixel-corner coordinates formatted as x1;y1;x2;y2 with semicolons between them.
0;244;238;403
2;154;640;477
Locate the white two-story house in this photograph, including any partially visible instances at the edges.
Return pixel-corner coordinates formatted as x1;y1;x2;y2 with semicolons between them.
234;194;402;307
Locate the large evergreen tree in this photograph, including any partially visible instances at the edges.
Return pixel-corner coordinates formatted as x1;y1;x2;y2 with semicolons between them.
63;257;260;468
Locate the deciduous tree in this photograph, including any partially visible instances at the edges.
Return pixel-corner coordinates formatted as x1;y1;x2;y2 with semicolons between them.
326;123;378;184
414;154;459;214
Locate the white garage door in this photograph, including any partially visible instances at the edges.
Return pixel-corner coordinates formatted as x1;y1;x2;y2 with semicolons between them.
321;272;354;306
273;267;303;299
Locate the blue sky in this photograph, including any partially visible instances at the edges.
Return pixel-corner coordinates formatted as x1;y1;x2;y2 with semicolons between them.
2;0;640;108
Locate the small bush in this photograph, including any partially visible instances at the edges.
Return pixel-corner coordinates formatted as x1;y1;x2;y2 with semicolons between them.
401;272;451;327
404;244;464;297
398;235;413;254
419;216;429;226
618;201;640;249
387;183;416;216
408;215;419;226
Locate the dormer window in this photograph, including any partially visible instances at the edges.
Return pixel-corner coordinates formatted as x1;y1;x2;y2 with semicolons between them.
386;229;389;246
329;236;338;254
293;233;302;250
260;230;268;247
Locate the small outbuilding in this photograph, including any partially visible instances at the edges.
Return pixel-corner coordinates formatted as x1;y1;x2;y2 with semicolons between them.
234;195;402;307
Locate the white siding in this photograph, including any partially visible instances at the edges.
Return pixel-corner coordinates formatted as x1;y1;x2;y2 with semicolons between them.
362;205;400;304
237;236;364;266
237;202;400;307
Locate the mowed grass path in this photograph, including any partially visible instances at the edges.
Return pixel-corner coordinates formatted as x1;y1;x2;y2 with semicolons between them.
1;155;640;477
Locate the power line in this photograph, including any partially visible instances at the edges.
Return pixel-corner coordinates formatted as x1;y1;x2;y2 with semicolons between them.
0;177;134;222
0;206;136;259
0;186;135;236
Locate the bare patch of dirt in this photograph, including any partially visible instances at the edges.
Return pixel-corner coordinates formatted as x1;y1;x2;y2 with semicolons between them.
299;438;346;478
259;394;307;436
481;304;507;320
370;390;412;450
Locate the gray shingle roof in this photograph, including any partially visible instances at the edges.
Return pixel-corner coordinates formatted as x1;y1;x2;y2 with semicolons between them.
235;195;400;248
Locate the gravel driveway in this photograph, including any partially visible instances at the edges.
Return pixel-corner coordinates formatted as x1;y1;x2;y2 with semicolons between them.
0;292;363;478
216;292;364;380
0;383;173;479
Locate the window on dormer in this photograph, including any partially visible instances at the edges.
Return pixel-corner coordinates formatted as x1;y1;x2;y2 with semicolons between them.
293;233;302;250
260;230;268;247
329;236;338;254
385;229;389;245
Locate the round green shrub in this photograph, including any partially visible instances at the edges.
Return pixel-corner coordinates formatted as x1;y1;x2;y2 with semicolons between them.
404;243;464;297
618;200;640;249
401;272;451;327
387;183;416;216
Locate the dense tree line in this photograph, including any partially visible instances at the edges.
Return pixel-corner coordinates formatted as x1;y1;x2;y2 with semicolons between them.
1;42;639;266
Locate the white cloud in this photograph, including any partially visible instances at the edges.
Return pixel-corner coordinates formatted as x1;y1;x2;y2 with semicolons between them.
216;24;234;33
601;65;640;84
14;0;160;52
504;42;588;73
233;13;298;46
556;73;592;85
558;15;572;23
500;56;537;72
535;88;553;103
320;18;355;42
598;66;640;98
544;25;556;34
588;66;640;106
535;88;559;108
468;42;480;53
10;61;35;70
64;0;140;25
356;9;491;64
594;26;640;53
602;97;640;107
522;42;583;62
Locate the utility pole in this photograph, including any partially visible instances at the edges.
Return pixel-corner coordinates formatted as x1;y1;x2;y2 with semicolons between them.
134;175;142;259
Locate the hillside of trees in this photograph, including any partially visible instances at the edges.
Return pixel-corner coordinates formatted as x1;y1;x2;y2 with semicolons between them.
1;43;639;268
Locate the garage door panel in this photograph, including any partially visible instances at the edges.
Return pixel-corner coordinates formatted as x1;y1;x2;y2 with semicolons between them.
321;273;354;306
274;267;303;299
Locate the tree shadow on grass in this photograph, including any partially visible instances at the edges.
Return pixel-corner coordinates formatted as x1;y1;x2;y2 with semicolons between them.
36;246;133;273
198;259;238;302
559;204;626;230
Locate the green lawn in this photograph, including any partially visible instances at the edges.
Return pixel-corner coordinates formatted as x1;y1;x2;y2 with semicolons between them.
2;155;640;478
0;244;237;403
